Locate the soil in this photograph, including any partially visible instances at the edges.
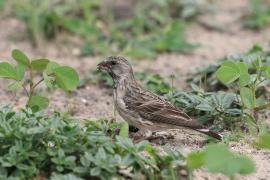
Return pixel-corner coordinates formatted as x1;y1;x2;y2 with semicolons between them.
0;0;269;179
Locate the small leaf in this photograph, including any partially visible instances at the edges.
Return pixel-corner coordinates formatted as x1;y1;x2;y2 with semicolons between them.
27;127;47;134
53;66;79;91
265;66;270;79
0;62;17;79
239;73;250;87
11;49;30;67
203;144;255;177
187;151;204;170
43;71;54;89
28;95;49;111
119;122;129;138
252;57;262;70
90;167;101;176
240;87;255;109
236;156;255;175
254;132;270;149
7;81;22;91
237;62;248;74
31;59;50;71
46;61;60;75
15;64;25;81
216;60;240;84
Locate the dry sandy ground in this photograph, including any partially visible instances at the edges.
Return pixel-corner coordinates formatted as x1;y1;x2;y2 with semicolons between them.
0;0;269;179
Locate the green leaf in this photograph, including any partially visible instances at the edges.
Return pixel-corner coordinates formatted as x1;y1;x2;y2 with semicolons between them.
0;62;17;79
265;66;270;79
15;64;25;81
203;144;255;177
11;49;30;67
46;61;60;75
254;132;270;149
203;144;232;175
53;66;79;91
239;73;251;87
240;87;255;109
216;60;240;84
43;71;54;89
7;81;22;91
90;167;101;176
236;156;255;175
27;127;47;134
28;95;49;111
252;57;262;70
31;59;50;71
238;62;249;74
187;151;204;170
119;122;129;138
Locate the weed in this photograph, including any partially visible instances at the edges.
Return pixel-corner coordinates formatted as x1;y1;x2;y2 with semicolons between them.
244;0;270;29
0;49;79;111
187;144;255;178
189;44;270;92
0;106;184;179
0;106;255;179
165;85;243;130
5;0;215;58
216;47;270;123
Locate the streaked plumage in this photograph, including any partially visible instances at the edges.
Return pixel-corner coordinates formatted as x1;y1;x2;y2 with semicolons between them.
97;56;222;140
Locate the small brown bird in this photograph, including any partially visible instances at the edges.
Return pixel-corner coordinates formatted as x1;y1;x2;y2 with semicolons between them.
97;56;222;140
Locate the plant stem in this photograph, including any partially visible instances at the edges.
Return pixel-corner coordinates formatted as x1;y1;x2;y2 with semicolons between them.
22;84;29;97
27;67;34;105
32;78;44;89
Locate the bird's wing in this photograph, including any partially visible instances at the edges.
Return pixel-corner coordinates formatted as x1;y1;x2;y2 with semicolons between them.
123;87;204;130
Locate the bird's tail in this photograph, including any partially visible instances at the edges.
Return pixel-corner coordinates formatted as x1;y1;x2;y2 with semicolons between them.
196;128;223;140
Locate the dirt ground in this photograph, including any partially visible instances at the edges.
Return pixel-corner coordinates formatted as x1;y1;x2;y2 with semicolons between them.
0;1;270;179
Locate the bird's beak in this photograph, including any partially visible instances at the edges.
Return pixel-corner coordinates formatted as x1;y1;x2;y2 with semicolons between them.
97;61;108;71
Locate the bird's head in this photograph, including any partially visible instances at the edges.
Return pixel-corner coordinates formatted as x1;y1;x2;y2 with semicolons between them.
97;56;134;81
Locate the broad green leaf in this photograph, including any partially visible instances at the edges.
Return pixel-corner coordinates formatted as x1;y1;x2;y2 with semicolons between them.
46;61;60;75
238;62;248;74
239;73;251;87
265;66;270;79
216;61;240;84
203;144;255;177
254;132;270;149
119;122;129;138
236;156;255;175
53;66;79;91
11;49;30;67
28;95;49;111
187;151;204;170
7;81;22;91
0;62;17;79
240;87;255;109
238;62;250;86
15;64;25;81
31;59;50;71
203;144;232;174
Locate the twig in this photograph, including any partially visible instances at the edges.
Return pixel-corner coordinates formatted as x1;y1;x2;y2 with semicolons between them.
22;85;29;97
32;78;44;89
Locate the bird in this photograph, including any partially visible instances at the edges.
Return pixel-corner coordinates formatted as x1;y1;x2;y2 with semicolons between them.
97;56;222;140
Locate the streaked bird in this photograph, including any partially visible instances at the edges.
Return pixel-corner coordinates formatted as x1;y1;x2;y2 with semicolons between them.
97;56;222;140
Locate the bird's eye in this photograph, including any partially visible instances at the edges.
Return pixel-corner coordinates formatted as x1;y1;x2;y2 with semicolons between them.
111;61;117;65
